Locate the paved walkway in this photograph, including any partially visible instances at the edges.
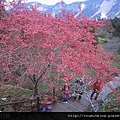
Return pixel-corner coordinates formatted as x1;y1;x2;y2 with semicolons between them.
52;77;120;112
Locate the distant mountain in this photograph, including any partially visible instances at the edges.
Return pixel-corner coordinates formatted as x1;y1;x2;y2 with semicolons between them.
25;0;120;19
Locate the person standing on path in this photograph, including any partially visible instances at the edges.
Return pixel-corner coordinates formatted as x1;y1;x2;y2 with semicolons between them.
71;78;85;102
62;83;70;103
90;79;102;100
41;95;53;112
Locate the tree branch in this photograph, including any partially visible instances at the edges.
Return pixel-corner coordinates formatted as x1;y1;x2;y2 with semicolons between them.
28;75;35;84
37;63;50;81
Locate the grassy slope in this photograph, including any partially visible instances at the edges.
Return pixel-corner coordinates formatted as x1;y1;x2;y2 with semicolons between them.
0;85;33;105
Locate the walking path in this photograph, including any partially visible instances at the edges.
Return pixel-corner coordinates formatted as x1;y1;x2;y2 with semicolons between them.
52;77;120;112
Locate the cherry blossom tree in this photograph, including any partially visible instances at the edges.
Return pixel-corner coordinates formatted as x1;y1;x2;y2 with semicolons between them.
0;0;119;96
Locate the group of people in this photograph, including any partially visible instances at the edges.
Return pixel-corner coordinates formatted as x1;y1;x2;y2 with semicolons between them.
41;78;102;112
62;78;85;103
62;78;101;103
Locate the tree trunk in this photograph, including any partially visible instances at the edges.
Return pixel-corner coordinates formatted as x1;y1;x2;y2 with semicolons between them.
34;83;38;97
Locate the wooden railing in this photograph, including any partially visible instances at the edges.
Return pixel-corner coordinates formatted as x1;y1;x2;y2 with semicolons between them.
0;87;62;112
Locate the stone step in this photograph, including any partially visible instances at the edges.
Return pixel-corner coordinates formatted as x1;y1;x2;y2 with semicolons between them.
53;102;72;112
53;100;87;112
60;102;77;112
53;101;82;112
52;104;61;112
58;102;73;112
52;99;100;112
80;97;90;107
61;101;82;112
52;103;65;112
70;101;84;112
68;100;86;111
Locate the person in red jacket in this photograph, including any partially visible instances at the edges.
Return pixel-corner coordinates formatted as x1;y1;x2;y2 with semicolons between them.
90;79;101;100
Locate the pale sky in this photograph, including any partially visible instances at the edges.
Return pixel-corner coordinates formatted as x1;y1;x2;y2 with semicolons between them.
26;0;86;5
